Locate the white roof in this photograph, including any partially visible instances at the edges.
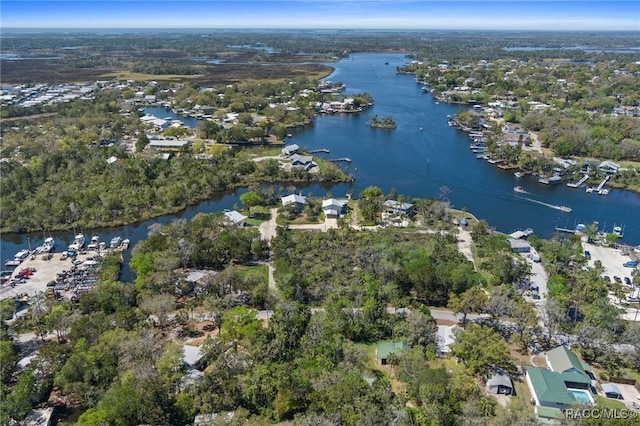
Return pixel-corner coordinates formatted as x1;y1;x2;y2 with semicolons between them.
322;198;347;208
223;210;247;225
182;344;203;367
281;194;306;206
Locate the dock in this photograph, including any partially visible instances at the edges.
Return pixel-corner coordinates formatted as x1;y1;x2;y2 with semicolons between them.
567;174;589;188
308;149;330;154
596;175;610;191
326;158;352;163
555;227;576;233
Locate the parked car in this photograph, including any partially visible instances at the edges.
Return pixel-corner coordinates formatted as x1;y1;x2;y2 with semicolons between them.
623;261;639;267
624;277;632;285
614;276;622;284
602;275;611;283
584;250;591;258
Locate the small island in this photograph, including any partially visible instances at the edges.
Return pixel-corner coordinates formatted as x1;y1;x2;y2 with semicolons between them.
368;114;397;129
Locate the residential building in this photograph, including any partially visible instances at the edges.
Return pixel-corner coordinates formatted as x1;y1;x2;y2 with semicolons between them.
598;160;620;175
322;198;347;218
545;346;593;389
486;371;513;395
282;144;299;156
223;210;248;227
281;194;307;211
383;200;415;216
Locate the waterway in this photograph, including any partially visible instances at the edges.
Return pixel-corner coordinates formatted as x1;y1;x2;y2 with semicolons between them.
2;53;639;281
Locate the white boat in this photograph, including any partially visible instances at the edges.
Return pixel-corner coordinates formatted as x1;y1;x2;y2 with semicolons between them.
120;239;130;250
555;205;572;213
40;237;55;253
14;249;31;261
514;186;526;194
87;235;100;250
68;233;85;251
110;236;122;249
598;188;610;195
514;171;525;178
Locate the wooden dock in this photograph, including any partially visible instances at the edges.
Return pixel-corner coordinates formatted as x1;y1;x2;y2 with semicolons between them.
327;158;351;163
309;149;330;153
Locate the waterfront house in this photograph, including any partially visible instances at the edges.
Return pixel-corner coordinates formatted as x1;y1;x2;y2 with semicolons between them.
486;371;513;395
598;160;620;175
281;194;306;212
545;346;593;389
383;200;415;216
375;341;408;365
223;210;248;227
508;238;531;253
282;144;299;156
322;198;347;218
290;154;315;170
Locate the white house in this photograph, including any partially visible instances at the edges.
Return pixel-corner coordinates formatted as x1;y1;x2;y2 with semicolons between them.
281;194;307;211
223;210;247;227
322;198;348;218
598;160;619;175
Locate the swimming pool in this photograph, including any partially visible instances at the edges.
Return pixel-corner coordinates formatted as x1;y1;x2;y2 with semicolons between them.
569;389;594;405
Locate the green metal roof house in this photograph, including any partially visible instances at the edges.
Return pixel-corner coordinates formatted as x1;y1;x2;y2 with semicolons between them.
525;366;577;409
545;346;592;388
375;341;407;365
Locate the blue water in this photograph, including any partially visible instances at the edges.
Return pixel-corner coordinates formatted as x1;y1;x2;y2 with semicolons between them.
144;107;198;129
569;389;593;405
2;53;639;281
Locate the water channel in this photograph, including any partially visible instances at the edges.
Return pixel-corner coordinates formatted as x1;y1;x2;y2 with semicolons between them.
2;53;639;281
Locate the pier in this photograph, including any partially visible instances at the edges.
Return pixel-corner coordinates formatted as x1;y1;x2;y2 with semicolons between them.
567;174;589;188
596;175;610;191
555;226;576;233
326;158;352;163
308;148;330;154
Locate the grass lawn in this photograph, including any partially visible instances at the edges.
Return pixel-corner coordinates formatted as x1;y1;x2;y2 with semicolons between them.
594;394;627;409
233;264;268;285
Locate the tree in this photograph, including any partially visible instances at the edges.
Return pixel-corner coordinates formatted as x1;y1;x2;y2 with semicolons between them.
240;191;263;217
450;323;516;377
135;132;149;152
357;186;384;225
447;287;488;325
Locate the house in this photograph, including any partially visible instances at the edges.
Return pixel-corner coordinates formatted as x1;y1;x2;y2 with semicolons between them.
486;371;513;395
147;139;191;152
375;341;407;365
223;210;247;227
545;346;592;389
599;160;620;175
322;198;347;218
282;144;299;156
436;325;456;357
383;200;415;216
281;194;306;211
601;383;623;400
525;366;579;409
290;154;315;170
508;238;531;253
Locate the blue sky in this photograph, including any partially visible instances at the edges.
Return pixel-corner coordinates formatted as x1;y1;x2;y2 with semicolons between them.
1;1;638;31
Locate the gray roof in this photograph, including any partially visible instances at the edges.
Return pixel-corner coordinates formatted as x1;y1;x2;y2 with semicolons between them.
290;154;313;165
487;371;512;388
602;383;622;395
546;346;587;375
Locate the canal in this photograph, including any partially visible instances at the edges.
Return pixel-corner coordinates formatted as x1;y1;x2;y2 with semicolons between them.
2;53;639;281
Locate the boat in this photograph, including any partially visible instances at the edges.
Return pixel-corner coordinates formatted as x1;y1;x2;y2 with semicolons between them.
120;239;130;250
41;237;55;253
5;249;31;266
87;235;100;250
554;205;572;213
586;187;595;193
110;236;122;249
598;188;610;195
613;225;624;237
514;186;526;193
514;171;525;178
538;178;550;185
68;233;85;251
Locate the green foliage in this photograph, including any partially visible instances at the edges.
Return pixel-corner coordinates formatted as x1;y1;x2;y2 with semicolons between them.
450;323;517;377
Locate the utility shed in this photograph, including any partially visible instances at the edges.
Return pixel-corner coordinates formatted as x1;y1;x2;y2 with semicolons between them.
602;383;623;399
486;371;513;395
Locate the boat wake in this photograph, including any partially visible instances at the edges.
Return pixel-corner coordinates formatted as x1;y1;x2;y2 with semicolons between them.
522;197;572;213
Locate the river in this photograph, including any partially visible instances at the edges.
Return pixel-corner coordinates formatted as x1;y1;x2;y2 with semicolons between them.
2;53;639;280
